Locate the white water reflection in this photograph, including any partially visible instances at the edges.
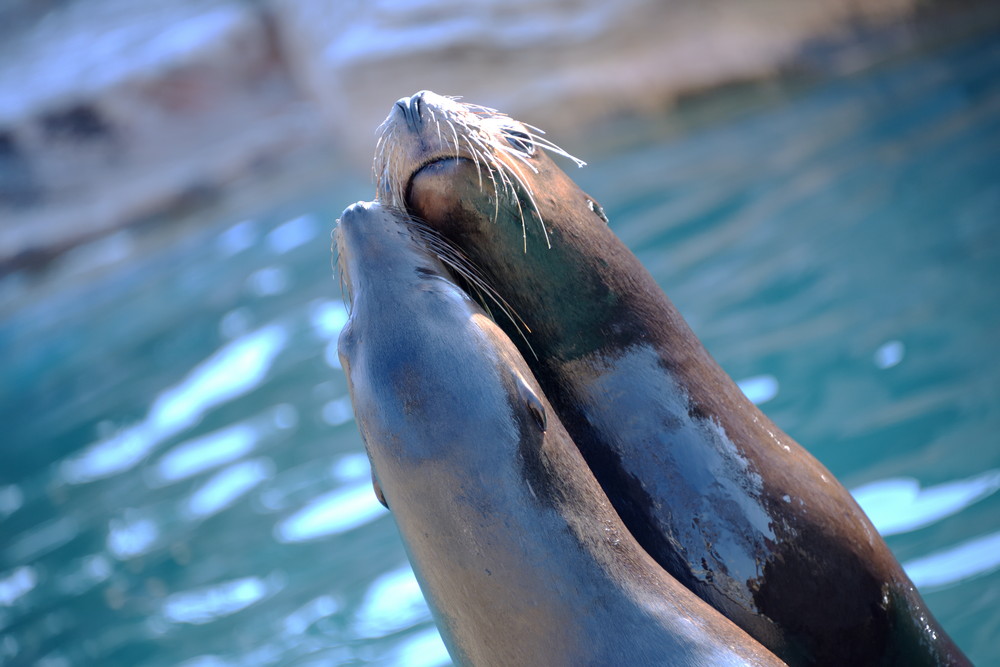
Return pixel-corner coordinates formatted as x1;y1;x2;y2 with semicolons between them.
904;529;1000;590
107;516;159;560
313;298;348;370
247;266;290;296
321;396;354;426
852;469;1000;536
60;324;288;484
354;565;432;638
737;374;779;405
274;481;386;543
150;422;259;486
282;594;339;635
267;214;318;254
216;220;257;257
0;485;23;519
874;340;905;369
390;627;452;667
309;299;349;340
185;458;274;519
0;566;37;606
331;452;371;483
162;576;269;625
148;404;296;488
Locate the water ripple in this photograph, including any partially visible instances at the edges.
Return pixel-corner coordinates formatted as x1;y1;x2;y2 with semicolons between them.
0;566;37;607
148;405;295;488
5;516;80;563
389;627;452;667
0;485;23;520
162;576;270;625
107;515;159;560
321;396;354;426
274;481;386;543
267;214;319;254
309;299;349;340
247;266;290;296
904;529;1000;590
150;422;259;486
282;594;339;635
852;469;1000;536
215;220;257;257
736;374;779;405
354;565;432;638
59;324;288;485
185;458;275;519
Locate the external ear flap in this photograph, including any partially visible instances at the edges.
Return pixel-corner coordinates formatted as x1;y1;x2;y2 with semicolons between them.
372;469;388;509
515;373;547;432
587;198;609;224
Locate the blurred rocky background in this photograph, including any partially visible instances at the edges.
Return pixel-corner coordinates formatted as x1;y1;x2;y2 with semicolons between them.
1;0;997;274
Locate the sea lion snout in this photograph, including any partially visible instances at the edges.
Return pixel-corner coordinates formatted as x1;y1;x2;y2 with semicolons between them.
394;91;427;133
338;200;377;225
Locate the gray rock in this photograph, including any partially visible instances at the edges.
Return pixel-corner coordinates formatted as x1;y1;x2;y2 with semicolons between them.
3;0;991;271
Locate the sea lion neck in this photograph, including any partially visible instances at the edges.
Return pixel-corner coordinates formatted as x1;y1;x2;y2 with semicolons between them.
407;157;691;369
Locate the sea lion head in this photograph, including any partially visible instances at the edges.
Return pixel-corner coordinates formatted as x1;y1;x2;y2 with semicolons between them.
374;91;610;251
375;91;619;358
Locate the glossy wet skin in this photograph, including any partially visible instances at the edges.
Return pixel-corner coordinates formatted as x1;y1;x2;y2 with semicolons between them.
377;91;970;666
335;201;785;666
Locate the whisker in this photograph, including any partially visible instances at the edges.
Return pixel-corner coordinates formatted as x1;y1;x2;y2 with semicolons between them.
504;158;549;250
409;218;536;358
463;136;484;191
375;94;586;249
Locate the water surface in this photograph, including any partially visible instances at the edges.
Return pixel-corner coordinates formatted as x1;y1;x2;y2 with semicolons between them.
2;29;998;666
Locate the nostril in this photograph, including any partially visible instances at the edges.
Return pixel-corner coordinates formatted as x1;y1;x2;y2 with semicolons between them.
394;92;424;133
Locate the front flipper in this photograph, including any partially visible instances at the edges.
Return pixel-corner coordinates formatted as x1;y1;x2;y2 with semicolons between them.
515;373;547;432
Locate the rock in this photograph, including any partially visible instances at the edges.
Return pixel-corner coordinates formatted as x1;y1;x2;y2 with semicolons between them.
2;0;995;272
266;0;924;159
0;0;327;271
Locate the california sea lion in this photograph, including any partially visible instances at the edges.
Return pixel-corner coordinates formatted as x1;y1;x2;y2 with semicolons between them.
335;201;784;666
374;91;970;666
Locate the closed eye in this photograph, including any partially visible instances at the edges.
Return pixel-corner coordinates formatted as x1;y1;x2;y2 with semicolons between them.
502;128;535;155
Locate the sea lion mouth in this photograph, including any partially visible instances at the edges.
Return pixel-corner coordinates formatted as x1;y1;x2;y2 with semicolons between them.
404;156;473;213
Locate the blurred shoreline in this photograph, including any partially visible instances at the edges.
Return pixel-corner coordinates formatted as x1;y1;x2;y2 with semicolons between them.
1;0;998;278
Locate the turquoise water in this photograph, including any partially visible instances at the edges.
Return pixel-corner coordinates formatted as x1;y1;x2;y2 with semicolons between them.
2;30;999;666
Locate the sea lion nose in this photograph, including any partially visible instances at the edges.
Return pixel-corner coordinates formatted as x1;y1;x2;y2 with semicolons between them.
340;200;375;226
395;92;424;133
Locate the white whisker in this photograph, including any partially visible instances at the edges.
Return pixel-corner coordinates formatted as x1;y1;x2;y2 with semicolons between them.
375;92;586;250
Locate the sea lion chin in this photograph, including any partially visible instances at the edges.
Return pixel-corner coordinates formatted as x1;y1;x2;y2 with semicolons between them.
335;200;784;667
377;90;971;666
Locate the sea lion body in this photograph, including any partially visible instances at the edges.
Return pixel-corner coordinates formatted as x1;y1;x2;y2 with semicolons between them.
375;91;969;666
336;201;784;666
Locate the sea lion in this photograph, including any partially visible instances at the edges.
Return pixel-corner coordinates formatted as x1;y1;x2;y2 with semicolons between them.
374;91;970;666
335;201;784;666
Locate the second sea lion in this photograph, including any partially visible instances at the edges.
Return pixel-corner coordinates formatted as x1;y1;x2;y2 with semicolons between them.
336;200;784;666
